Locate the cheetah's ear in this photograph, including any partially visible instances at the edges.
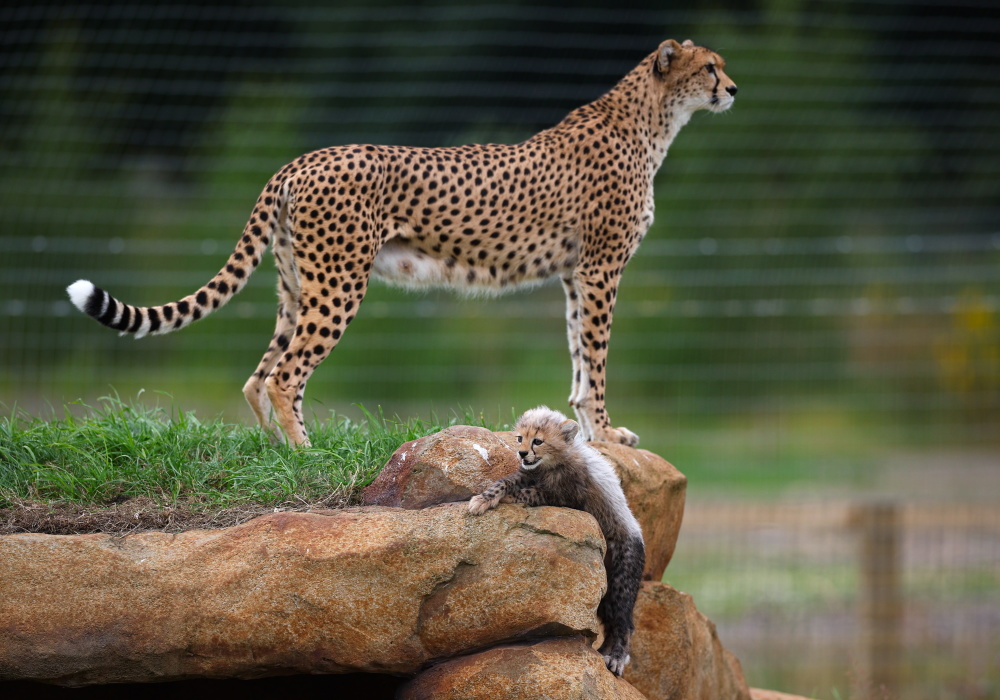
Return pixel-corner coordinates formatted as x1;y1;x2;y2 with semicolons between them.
682;39;695;48
559;419;580;442
656;39;683;74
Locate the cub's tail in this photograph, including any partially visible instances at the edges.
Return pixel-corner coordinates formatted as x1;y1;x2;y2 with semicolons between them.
67;176;285;339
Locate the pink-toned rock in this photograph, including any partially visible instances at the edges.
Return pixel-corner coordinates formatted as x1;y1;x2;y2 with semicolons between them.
0;504;605;687
362;425;520;508
399;637;647;700
591;443;686;580
622;582;750;700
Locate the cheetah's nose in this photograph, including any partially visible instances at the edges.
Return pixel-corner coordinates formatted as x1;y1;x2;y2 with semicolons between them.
726;85;738;96
518;450;528;459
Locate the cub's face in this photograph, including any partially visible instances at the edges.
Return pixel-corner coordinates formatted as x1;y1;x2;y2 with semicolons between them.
655;39;738;115
514;415;580;470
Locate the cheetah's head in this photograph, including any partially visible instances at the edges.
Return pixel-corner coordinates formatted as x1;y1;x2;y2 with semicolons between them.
513;406;581;470
653;39;737;115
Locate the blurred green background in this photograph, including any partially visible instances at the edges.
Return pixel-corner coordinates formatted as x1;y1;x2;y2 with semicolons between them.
1;1;998;698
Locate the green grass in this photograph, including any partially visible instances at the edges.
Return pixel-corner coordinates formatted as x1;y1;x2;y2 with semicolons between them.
0;393;498;510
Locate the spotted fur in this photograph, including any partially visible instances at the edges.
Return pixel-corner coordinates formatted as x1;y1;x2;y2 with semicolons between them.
66;39;736;447
469;406;645;676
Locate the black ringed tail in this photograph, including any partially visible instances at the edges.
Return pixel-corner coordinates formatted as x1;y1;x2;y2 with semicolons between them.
66;174;287;339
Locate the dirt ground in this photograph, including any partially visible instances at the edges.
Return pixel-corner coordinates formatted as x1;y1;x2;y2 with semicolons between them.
0;496;349;536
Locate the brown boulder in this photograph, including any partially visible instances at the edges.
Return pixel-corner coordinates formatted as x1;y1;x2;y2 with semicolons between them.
400;637;648;700
591;443;687;580
362;425;520;508
364;428;686;582
0;504;605;686
622;582;750;700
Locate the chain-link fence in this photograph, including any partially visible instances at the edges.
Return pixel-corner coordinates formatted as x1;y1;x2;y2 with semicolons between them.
1;2;998;697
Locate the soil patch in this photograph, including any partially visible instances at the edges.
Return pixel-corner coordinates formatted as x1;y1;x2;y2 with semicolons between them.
0;495;354;536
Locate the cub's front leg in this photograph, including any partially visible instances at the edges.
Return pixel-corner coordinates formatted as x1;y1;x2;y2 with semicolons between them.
469;473;527;515
508;486;545;506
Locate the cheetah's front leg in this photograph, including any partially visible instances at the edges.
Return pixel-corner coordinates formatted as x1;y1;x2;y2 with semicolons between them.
469;474;527;515
508;486;545;506
564;269;639;446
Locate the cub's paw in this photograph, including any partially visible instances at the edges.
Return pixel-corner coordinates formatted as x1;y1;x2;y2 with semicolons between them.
593;425;640;447
468;494;492;515
603;651;630;677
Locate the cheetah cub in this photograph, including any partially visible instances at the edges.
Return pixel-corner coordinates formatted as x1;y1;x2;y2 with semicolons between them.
469;406;645;676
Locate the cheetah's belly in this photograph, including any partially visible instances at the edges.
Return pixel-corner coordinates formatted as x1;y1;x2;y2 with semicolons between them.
371;238;540;296
371;234;570;297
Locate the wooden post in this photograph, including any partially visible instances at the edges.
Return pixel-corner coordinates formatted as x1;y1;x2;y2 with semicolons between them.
853;501;902;697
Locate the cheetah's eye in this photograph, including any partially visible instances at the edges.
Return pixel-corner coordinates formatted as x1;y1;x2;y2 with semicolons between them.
516;435;523;443
532;438;544;447
706;64;716;75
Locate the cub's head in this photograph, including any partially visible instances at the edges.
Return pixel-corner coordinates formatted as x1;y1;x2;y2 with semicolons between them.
513;406;581;470
652;39;737;114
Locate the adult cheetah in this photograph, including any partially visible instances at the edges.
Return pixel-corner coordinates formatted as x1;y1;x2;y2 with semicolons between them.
67;39;737;448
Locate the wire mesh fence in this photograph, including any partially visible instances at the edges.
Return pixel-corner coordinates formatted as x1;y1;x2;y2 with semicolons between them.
671;499;1000;699
1;1;998;698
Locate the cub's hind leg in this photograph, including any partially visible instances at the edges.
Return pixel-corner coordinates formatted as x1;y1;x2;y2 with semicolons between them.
597;534;645;676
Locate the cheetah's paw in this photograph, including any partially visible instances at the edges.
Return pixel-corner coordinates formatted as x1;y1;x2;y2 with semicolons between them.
603;651;630;677
593;425;639;447
468;494;492;515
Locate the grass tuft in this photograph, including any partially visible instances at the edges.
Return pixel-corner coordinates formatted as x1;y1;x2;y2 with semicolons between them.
0;394;499;532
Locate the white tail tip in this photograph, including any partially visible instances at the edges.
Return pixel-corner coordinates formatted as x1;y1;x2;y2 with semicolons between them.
67;279;96;312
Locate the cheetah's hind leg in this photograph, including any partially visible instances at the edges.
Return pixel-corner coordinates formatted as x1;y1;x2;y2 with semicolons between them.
243;290;299;445
597;534;645;676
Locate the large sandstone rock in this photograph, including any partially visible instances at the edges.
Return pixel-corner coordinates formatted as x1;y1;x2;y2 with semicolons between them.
592;443;686;580
623;582;750;700
0;504;605;686
362;425;520;508
365;426;687;580
399;637;647;700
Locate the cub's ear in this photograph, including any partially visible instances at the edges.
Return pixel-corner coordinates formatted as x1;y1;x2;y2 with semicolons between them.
559;419;580;442
656;39;683;73
682;39;695;48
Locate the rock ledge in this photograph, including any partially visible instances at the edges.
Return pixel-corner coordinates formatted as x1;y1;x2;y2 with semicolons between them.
0;504;604;686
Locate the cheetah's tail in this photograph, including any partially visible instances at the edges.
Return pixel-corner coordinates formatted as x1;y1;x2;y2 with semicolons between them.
66;177;284;339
